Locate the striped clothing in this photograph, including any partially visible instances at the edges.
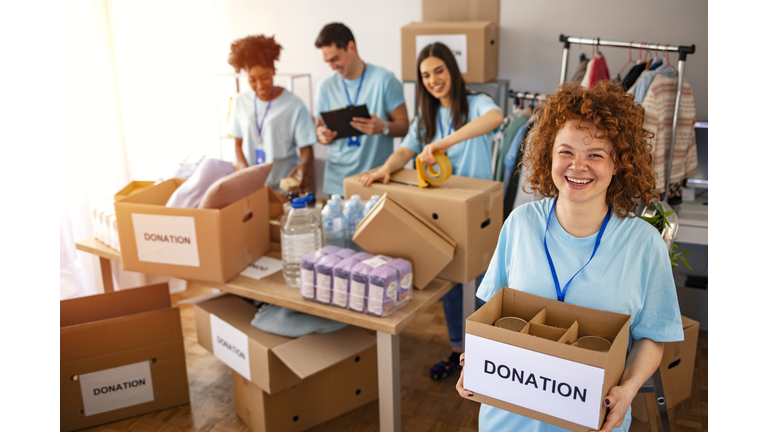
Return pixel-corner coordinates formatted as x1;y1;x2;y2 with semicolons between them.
641;74;698;191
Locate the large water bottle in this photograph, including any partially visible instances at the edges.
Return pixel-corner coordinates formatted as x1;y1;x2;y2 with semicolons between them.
321;199;345;248
363;195;380;215
281;195;323;288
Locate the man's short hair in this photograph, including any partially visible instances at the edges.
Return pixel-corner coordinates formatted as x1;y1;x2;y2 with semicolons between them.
315;23;355;50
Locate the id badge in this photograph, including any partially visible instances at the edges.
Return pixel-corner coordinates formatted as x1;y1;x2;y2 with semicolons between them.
255;149;266;165
348;136;361;147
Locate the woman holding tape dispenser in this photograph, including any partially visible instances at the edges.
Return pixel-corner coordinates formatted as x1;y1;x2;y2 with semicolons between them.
454;80;684;432
360;42;504;380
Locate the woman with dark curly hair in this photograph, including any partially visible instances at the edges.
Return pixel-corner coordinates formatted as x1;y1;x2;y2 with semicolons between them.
455;80;684;432
227;35;316;192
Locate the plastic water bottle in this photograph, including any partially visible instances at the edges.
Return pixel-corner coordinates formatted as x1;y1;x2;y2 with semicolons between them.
364;195;380;215
343;200;362;247
321;200;345;248
281;195;323;288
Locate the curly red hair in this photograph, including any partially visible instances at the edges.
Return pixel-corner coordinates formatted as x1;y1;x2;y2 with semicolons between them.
228;35;282;73
522;80;659;218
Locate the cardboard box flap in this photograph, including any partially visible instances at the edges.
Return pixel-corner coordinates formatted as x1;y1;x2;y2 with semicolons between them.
114;180;156;202
271;326;376;380
118;178;185;205
681;315;698;330
403;20;494;30
60;283;171;328
358;192;457;249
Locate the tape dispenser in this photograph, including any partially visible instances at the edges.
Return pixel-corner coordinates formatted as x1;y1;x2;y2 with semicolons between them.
416;152;452;188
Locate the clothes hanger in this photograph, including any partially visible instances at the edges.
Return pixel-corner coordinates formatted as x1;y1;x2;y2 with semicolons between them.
659;45;677;75
618;41;636;77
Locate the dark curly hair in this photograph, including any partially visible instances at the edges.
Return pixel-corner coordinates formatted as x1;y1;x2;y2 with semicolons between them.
522;80;659;218
227;35;282;73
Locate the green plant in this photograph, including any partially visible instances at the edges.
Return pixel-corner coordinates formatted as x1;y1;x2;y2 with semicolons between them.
639;202;692;270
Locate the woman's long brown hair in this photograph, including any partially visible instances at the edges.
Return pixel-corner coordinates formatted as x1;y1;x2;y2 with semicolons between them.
416;43;470;143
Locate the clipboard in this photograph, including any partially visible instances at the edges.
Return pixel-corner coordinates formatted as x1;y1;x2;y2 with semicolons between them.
320;104;371;139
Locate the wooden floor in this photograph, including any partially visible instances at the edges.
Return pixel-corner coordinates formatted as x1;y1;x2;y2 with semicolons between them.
81;282;707;432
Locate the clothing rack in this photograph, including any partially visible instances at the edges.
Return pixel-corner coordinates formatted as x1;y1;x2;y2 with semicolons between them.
507;90;548;108
558;35;696;202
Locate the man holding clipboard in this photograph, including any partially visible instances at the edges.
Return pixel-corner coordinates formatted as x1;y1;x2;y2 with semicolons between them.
314;23;409;196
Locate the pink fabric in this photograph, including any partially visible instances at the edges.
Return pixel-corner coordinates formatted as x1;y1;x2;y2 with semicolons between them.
588;55;610;88
198;162;273;209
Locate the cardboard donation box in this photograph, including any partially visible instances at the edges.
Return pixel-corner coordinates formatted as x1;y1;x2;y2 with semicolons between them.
194;294;377;395
60;283;190;432
463;288;631;432
401;21;498;83
114;178;270;283
344;169;502;284
352;193;455;290
631;316;700;422
232;345;378;432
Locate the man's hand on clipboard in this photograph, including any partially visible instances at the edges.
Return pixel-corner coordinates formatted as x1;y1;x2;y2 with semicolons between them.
350;113;385;135
316;121;338;144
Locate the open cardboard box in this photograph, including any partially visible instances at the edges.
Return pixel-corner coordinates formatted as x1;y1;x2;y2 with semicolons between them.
60;283;189;432
352;192;456;289
463;287;631;432
232;343;378;432
631;315;700;422
114;181;156;202
344;169;502;284
114;178;270;283
193;294;376;395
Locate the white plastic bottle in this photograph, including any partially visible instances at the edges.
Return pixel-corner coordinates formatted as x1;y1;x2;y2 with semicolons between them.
281;195;323;288
321;200;345;248
363;195;380;215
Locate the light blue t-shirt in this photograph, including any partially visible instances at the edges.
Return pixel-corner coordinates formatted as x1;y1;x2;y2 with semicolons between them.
401;93;501;180
475;197;684;432
314;63;406;196
228;88;317;191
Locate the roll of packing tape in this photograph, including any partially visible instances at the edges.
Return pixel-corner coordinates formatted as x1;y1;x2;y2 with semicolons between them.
416;152;452;188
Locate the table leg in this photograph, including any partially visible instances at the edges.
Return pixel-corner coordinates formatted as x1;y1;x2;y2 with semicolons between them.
377;331;401;432
462;278;477;347
98;257;115;293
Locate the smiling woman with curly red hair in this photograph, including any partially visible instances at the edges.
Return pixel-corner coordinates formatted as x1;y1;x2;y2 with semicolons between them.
456;80;684;432
226;35;317;193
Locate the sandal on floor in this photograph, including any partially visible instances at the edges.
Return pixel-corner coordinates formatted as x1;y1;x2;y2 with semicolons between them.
429;357;459;381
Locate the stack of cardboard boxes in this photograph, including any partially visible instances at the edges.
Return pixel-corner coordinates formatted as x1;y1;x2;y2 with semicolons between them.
192;293;379;432
401;0;500;83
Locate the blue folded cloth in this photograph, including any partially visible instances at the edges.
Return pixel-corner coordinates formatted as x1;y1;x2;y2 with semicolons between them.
250;304;347;338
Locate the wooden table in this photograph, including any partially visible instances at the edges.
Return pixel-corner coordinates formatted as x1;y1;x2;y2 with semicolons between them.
76;238;454;432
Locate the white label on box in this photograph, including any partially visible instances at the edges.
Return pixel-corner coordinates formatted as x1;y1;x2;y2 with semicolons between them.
301;268;315;297
316;273;332;303
333;276;349;306
349;280;366;311
79;361;154;416
368;285;384;315
240;256;283;280
464;334;605;429
210;313;251;381
131;214;200;267
361;255;392;269
416;34;468;73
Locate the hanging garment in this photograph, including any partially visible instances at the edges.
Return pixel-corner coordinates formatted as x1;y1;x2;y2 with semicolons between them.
570;57;589;83
633;63;675;104
648;56;663;71
588;54;610;88
580;58;596;89
621;63;646;91
494;114;529;182
502;117;536;219
642;74;698;193
251;304;347;338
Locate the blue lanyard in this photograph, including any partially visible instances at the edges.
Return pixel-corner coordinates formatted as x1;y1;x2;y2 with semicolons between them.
254;86;276;139
438;113;454;140
342;64;367;147
544;198;611;302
